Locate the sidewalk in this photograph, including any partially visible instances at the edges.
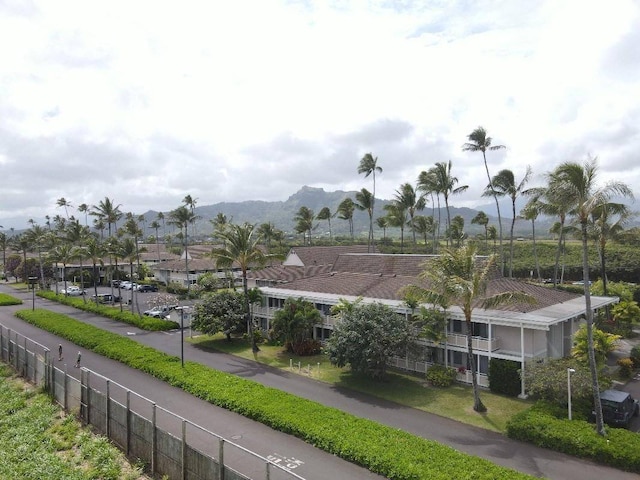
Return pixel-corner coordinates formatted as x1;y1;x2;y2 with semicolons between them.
2;284;638;480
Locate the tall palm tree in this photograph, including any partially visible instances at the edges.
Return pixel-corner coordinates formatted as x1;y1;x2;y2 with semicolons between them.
358;153;382;252
168;205;198;295
354;189;375;249
463;127;506;273
210;212;232;245
66;219;91;302
120;237;140;314
91;197;122;237
394;183;426;246
484;167;532;277
104;236;124;310
211;223;272;352
85;237;104;299
418;168;442;252
316;207;334;243
293;206;315;245
48;243;75;295
77;203;89;226
156;211;166;238
383;201;408;252
411;244;534;412
24;224;50;289
421;161;468;247
337;198;355;241
56;197;72;218
471;211;490;250
183;194;199;236
411;215;436;252
149;220;162;260
551;158;633;436
0;232;7;279
520;199;542;282
10;234;32;283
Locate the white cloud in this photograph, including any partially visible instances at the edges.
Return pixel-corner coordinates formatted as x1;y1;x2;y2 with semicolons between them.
0;0;638;229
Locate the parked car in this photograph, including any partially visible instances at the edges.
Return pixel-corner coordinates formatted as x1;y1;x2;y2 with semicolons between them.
595;389;640;428
91;293;122;304
136;284;158;292
61;286;85;296
111;280;122;287
120;281;134;290
143;304;177;318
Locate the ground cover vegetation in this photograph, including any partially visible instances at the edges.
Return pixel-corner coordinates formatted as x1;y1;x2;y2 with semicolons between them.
15;308;534;480
0;364;147;480
0;292;22;306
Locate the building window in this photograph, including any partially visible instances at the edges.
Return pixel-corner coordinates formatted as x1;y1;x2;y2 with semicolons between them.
472;323;488;338
452;320;464;333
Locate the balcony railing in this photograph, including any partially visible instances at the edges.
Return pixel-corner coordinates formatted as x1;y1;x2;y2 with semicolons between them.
446;333;499;352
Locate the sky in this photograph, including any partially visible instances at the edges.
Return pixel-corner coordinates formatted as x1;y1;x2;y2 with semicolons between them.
1;0;639;230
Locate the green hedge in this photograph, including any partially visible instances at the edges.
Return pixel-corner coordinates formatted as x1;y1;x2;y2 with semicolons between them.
16;308;533;480
36;291;179;331
0;293;22;306
488;359;521;397
506;401;640;472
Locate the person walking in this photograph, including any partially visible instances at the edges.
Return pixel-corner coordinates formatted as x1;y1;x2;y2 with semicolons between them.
74;351;81;368
58;344;63;361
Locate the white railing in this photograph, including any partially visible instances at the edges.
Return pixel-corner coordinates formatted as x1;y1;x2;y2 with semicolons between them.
446;333;500;352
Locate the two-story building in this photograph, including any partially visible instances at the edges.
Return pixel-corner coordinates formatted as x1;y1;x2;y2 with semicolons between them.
248;246;617;397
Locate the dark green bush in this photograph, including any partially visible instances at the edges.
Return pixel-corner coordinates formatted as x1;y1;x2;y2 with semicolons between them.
507;401;640;472
631;345;640;368
489;358;521;397
617;357;634;378
425;364;457;387
16;308;532;480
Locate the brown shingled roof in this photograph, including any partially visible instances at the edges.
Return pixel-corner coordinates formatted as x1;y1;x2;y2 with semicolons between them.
285;245;371;267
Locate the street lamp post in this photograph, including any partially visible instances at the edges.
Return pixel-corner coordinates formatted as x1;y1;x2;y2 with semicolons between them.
567;368;576;420
175;306;189;368
28;277;37;311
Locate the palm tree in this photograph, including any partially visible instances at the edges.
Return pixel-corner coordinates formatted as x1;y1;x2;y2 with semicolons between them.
463;127;506;273
354;189;375;249
56;197;72;218
77;203;89;226
375;217;389;243
91;197;122;236
417;168;442;251
210;223;271;352
383;201;408;252
156;211;166;238
149;220;162;260
24;224;50;288
65;219;91;302
85;237;104;299
412;244;534;412
293;206;315;245
0;231;7;279
358;153;382;252
420;161;468;248
211;212;232;245
550;158;633;436
394;183;426;246
48;243;75;295
520;199;542;281
484;167;532;277
10;234;32;283
183;194;199;236
316;207;334;243
471;211;490;250
336;198;355;241
104;236;124;309
120;237;140;314
168;205;198;295
412;215;436;252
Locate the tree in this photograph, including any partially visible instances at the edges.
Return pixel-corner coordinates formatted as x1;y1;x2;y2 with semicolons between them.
523;358;599;407
0;231;7;279
447;215;466;248
471;211;489;250
375;217;388;243
48;243;75;295
85;237;104;299
463;127;506;273
77;203;89;226
410;245;534;412
168;205;198;295
358;153;382;252
326;302;415;379
90;197;122;236
316;207;333;243
417;168;441;252
294;206;315;245
336;198;355;241
484;167;532;277
354;189;374;249
394;183;426;246
550;157;633;435
520;199;542;281
572;324;620;365
412;215;436;253
383;201;408;252
24;224;51;288
56;197;72;218
271;297;322;355
210;212;232;245
192;290;245;340
149;220;162;260
210;223;273;352
10;234;31;283
196;272;221;292
183;194;199;236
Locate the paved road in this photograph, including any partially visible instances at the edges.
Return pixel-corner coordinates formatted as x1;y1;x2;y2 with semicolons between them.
2;284;638;480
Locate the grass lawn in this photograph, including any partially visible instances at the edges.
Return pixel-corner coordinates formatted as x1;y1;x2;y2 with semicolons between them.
189;334;532;433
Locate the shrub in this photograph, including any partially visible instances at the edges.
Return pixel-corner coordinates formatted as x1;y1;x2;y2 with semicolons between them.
489;358;521;397
426;364;457;387
617;357;634;378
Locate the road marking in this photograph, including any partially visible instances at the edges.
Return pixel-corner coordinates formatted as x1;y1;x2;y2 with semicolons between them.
267;453;304;471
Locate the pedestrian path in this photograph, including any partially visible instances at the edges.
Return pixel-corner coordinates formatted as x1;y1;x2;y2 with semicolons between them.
1;284;638;480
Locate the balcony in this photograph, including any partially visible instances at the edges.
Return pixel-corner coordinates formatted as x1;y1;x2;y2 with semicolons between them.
446;333;500;352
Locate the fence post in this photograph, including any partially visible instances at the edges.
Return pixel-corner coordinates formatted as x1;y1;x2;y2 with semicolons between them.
265;460;271;480
218;438;225;480
7;328;11;365
44;349;50;391
106;380;110;437
126;390;130;456
182;420;187;480
64;363;68;411
23;337;27;378
151;403;157;475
